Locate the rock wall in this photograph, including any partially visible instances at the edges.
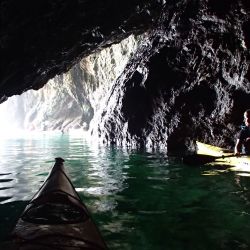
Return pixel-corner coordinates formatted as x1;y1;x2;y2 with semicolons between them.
1;0;250;152
0;36;139;132
90;0;250;152
0;77;83;131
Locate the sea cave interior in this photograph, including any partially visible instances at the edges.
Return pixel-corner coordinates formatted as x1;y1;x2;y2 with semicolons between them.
1;0;250;249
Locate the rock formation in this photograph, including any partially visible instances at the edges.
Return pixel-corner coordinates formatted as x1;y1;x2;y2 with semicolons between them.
0;35;139;132
1;0;250;152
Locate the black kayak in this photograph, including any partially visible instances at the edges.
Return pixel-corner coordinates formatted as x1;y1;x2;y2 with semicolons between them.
12;158;108;250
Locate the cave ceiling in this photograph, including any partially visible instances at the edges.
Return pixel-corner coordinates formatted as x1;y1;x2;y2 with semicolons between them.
1;0;250;152
1;0;162;100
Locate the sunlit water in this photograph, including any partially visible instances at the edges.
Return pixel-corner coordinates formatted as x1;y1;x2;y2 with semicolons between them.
1;133;250;249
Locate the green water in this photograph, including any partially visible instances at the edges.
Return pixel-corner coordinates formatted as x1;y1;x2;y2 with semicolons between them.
1;133;250;249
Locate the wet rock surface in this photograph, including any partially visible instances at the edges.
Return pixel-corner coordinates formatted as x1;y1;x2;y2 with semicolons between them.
89;0;250;152
1;0;250;152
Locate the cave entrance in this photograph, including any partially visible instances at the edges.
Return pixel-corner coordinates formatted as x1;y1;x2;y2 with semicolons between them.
0;35;140;136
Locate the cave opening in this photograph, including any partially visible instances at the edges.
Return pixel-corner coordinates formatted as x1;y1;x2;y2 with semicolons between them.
0;35;141;139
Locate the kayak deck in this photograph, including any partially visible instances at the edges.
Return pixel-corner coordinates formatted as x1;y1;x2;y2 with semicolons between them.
196;141;250;173
12;158;108;250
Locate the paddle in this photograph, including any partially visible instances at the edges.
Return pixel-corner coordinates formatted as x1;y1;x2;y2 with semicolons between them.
182;153;239;166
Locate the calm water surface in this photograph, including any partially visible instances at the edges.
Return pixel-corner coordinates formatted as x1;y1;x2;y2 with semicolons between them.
0;133;250;250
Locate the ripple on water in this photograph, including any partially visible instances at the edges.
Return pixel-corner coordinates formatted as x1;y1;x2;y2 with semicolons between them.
0;135;250;249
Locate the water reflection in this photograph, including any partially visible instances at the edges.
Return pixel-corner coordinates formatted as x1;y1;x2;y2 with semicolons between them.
0;134;250;249
72;145;131;213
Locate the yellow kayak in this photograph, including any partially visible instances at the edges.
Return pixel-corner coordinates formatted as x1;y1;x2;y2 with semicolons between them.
196;141;250;174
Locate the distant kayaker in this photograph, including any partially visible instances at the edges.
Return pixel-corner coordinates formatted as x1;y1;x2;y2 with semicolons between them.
235;109;250;155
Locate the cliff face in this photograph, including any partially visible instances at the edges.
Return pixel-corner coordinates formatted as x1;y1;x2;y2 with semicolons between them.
0;0;162;101
1;0;250;152
0;78;82;131
0;36;139;132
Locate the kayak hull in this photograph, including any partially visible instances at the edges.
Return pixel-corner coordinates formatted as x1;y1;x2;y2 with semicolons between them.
12;158;108;250
14;219;106;250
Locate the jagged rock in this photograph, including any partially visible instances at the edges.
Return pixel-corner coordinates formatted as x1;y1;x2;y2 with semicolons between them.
90;0;250;152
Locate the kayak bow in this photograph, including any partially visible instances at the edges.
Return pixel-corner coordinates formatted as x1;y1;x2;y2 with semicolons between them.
12;158;108;250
